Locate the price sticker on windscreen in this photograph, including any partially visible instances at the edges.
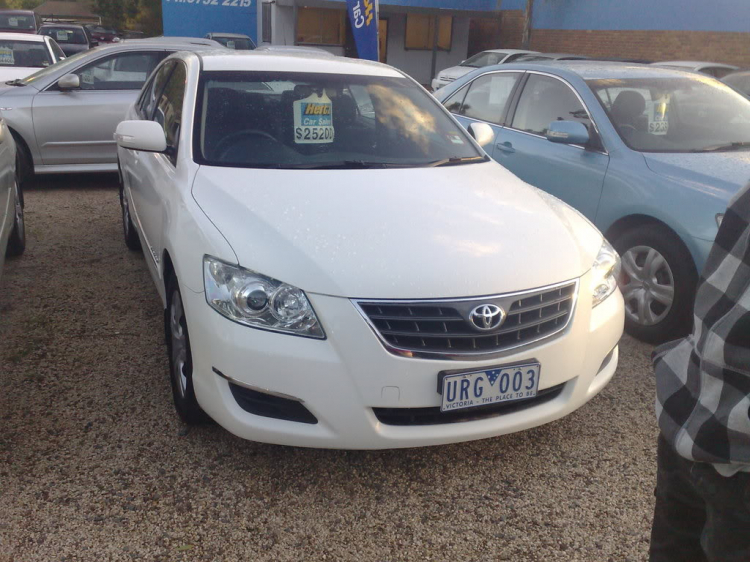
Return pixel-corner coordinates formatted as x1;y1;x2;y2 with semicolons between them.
293;92;334;144
648;95;670;135
0;48;14;66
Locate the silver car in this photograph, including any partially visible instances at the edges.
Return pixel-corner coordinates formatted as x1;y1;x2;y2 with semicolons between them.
0;116;22;274
0;39;217;183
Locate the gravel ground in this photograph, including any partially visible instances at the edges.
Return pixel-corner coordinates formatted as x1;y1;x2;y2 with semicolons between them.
0;175;658;562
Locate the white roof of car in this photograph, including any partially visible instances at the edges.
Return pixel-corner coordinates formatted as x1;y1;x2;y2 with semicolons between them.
483;49;538;55
0;32;46;42
199;50;403;77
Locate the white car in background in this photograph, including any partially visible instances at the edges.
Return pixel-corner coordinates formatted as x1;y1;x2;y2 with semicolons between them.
650;60;740;79
0;32;64;82
431;49;538;91
116;50;623;449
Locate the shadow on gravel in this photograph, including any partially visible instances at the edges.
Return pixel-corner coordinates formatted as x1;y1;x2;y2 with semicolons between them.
24;172;119;193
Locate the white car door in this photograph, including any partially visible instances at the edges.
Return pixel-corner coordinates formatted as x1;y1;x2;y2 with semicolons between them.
31;50;167;168
128;60;186;273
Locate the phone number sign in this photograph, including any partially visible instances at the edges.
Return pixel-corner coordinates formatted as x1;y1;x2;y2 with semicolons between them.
162;0;257;42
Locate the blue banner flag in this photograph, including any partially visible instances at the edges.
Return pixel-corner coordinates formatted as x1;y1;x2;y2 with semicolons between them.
346;0;378;61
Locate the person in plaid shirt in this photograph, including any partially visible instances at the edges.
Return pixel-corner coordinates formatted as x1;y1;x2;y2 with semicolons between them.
650;181;750;561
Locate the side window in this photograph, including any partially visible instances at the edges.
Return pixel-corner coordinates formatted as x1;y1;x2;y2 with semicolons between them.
138;61;174;119
154;63;186;165
458;72;520;124
73;51;165;91
511;74;591;136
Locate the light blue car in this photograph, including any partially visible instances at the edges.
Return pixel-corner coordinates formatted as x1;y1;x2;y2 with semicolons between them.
435;61;750;342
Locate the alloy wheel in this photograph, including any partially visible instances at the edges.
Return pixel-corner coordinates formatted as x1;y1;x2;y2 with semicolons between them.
619;245;675;326
169;289;188;398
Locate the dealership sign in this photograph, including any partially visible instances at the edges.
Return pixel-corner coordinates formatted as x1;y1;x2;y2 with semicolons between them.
346;0;378;61
162;0;257;42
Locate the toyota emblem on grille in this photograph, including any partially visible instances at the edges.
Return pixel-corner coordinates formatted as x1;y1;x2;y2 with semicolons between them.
469;304;506;331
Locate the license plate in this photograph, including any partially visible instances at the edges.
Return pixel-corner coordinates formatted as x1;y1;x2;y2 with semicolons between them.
440;363;541;413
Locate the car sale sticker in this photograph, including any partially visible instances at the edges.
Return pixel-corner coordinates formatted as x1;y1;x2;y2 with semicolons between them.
293;92;334;144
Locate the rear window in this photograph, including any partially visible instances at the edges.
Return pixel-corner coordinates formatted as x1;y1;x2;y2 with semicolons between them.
0;40;52;68
40;27;87;45
0;13;36;31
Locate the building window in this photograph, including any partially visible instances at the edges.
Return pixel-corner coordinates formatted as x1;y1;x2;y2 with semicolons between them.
297;7;345;46
405;13;452;51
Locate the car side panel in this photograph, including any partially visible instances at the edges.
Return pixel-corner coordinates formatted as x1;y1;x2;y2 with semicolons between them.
32;89;138;166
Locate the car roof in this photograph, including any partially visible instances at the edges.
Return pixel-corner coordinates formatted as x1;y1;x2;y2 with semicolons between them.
495;60;723;80
196;49;402;76
0;9;35;14
209;32;250;39
39;23;85;30
652;60;738;69
0;32;45;42
480;48;538;55
122;37;224;48
519;53;588;60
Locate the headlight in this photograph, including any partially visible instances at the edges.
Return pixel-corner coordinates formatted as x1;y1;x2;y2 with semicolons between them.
591;240;621;307
203;256;325;339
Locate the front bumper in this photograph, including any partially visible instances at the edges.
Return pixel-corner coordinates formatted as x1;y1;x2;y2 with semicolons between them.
183;272;624;449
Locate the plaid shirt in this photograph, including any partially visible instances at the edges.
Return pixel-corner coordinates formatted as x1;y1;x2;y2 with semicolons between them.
653;182;750;470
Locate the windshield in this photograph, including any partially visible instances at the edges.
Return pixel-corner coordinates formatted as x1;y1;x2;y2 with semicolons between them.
461;51;507;68
215;37;255;50
587;76;750;153
0;40;52;68
18;48;90;85
195;71;484;169
0;13;35;31
40;27;87;45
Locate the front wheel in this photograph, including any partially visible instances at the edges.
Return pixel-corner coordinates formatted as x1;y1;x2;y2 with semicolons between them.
165;275;208;425
119;176;140;251
613;224;697;344
6;179;25;257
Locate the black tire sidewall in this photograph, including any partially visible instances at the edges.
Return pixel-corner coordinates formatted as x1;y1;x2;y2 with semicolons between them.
165;276;206;424
6;180;25;257
614;225;697;344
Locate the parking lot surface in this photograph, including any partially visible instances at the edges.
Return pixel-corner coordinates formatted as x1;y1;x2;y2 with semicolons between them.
1;176;657;562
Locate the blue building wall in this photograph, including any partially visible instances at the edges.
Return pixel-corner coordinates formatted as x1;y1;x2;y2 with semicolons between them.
162;0;257;41
503;0;750;33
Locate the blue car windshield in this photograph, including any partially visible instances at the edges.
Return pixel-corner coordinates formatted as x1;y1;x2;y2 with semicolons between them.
194;71;485;169
587;76;750;153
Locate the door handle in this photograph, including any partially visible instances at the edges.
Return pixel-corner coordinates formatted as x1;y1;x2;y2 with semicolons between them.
495;141;515;154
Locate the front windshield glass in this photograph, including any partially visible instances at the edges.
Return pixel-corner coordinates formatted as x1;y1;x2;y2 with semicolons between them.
0;40;52;68
461;51;507;68
0;13;36;31
40;27;87;45
215;37;255;50
587;76;750;153
18;48;90;85
195;71;484;169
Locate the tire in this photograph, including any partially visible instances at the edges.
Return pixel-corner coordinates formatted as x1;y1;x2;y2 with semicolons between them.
13;134;32;190
613;224;697;344
6;178;25;257
119;167;141;251
165;274;208;425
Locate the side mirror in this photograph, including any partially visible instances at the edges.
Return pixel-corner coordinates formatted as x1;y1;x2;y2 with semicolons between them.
114;120;167;153
546;120;590;146
90;40;99;47
57;73;80;91
468;122;495;148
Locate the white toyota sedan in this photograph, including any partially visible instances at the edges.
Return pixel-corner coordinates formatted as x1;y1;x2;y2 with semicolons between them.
0;32;64;82
115;50;624;449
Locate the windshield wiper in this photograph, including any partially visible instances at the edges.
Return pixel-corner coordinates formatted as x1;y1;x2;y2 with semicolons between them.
5;79;24;87
691;141;750;153
283;160;421;170
426;155;488;167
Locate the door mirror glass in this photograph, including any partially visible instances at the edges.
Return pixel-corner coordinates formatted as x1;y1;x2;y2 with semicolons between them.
115;120;167;153
468;122;495;147
58;73;80;91
546;120;590;145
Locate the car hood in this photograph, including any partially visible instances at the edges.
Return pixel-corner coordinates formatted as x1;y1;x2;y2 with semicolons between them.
643;151;750;202
0;67;38;82
437;65;474;81
192;162;604;299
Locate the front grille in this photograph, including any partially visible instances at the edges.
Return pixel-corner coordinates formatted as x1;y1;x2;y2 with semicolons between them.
372;383;566;426
354;281;577;359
